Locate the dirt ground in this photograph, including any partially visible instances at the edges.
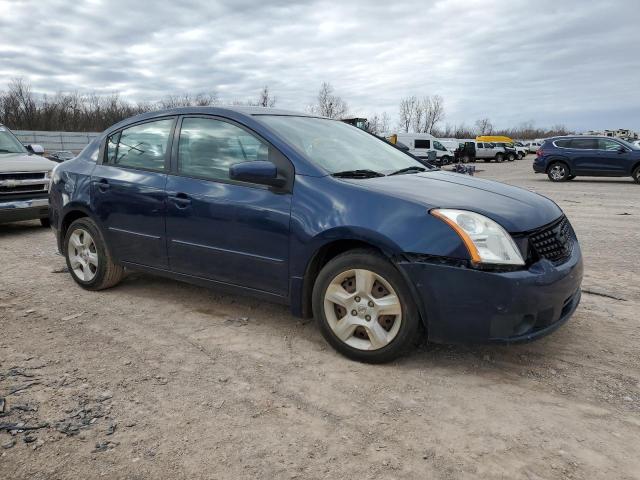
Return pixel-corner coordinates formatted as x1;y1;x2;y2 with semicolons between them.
1;158;638;479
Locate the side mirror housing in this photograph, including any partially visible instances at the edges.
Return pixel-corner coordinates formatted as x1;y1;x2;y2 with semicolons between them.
25;144;45;155
229;161;286;188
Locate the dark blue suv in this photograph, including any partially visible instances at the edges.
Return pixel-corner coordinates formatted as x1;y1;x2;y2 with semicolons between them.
49;107;583;363
534;136;640;183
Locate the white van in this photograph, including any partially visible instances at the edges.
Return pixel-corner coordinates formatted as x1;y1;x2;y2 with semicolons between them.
386;133;454;165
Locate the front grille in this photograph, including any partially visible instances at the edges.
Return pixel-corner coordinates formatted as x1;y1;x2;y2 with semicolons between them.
0;172;46;181
0;171;49;196
528;216;574;263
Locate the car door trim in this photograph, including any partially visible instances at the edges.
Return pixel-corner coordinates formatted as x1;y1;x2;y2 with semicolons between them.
171;238;285;264
108;226;162;240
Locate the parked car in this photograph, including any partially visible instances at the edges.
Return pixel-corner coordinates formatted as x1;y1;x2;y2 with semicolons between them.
0;123;56;227
491;142;518;161
533;136;640;183
475;141;510;162
47;150;76;163
513;142;529;159
526;140;543;153
49;107;583;363
386;133;454;166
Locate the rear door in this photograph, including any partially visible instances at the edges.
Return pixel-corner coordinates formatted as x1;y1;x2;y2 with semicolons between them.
164;116;293;296
567;138;600;175
92;117;175;268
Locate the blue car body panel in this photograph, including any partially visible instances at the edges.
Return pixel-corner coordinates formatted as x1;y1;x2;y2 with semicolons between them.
49;107;584;344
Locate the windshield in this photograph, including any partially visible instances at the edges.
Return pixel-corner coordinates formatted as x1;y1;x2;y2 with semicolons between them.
0;126;27;154
257;116;428;174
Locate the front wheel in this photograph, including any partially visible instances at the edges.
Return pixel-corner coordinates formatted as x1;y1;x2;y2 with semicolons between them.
507;153;516;161
441;156;451;165
64;217;124;290
312;250;422;363
495;153;504;163
633;166;640;184
547;162;570;182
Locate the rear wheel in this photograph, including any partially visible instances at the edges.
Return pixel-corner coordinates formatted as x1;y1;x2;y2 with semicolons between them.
517;153;524;160
507;153;516;161
64;217;124;290
495;153;504;163
633;166;640;184
547;161;570;182
312;250;421;363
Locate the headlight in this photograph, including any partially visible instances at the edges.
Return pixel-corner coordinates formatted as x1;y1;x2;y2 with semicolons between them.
431;209;525;266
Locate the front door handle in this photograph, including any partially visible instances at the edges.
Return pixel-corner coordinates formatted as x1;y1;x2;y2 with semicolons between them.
96;178;110;192
169;192;191;208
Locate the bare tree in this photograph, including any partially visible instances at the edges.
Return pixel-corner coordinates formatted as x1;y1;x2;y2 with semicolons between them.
411;98;424;133
422;95;445;134
398;96;417;133
312;82;348;119
475;118;493;135
250;85;276;107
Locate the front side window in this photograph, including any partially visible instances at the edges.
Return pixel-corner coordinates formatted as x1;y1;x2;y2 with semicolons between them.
477;143;484;148
177;117;271;182
598;139;623;151
257;116;424;174
106;118;173;171
414;139;430;149
434;140;446;151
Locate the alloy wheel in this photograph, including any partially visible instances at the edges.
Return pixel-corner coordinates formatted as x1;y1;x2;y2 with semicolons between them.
549;164;566;181
323;269;402;351
67;228;99;281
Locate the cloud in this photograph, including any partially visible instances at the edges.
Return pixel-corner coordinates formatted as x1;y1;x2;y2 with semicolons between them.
1;0;638;131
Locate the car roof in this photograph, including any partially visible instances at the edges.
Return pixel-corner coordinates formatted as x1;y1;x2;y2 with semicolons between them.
103;106;325;135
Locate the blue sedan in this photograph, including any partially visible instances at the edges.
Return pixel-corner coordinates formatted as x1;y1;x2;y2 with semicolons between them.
49;107;583;362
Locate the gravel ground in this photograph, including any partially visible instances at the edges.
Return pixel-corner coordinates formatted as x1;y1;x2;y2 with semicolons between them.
1;158;638;479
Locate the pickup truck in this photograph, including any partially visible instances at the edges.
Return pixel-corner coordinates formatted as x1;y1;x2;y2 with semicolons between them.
0;123;57;227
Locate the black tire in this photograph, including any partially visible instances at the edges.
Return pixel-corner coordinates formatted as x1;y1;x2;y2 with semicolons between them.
495;153;504;163
63;217;124;291
441;155;451;165
547;161;570;182
507;153;516;162
40;217;51;228
633;166;640;184
312;249;422;363
517;153;524;160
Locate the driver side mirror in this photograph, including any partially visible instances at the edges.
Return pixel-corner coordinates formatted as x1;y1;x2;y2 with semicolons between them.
25;144;45;155
229;161;286;188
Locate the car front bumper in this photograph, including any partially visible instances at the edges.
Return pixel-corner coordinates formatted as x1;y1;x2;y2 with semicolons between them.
0;198;49;224
397;240;583;344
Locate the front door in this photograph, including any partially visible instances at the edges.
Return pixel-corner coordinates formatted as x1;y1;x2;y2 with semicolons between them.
595;138;631;176
165;116;292;297
91;117;175;268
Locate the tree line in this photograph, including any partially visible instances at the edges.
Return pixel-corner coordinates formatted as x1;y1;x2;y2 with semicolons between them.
1;77;571;139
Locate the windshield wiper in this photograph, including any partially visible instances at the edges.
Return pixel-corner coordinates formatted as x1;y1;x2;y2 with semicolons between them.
388;166;427;176
331;169;385;179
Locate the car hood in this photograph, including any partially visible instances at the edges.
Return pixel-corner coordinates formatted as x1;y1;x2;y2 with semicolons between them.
0;153;57;172
344;170;562;233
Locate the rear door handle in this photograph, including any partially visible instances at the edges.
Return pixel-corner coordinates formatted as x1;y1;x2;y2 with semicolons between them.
169;192;191;208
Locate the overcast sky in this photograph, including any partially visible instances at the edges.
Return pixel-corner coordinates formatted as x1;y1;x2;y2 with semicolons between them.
1;0;639;131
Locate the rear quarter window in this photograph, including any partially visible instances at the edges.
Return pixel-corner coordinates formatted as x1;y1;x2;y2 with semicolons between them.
414;139;430;149
554;139;571;148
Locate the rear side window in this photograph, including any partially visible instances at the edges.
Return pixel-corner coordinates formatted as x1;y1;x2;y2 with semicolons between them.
414;139;430;149
106;119;174;171
476;142;484;148
177;117;271;182
554;139;571;148
569;138;597;149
